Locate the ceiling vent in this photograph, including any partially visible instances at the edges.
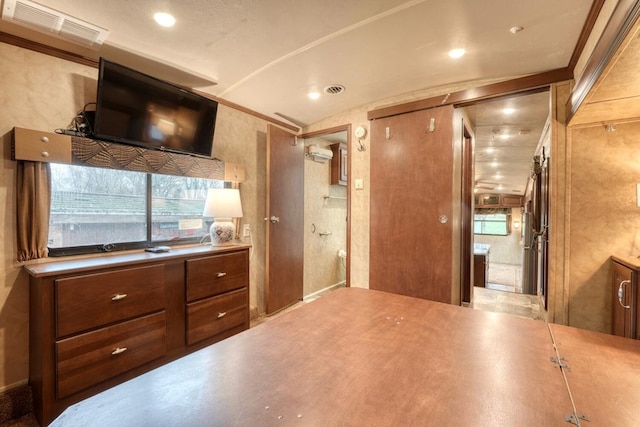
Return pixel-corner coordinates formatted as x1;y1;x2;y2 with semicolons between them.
2;0;109;48
324;85;345;95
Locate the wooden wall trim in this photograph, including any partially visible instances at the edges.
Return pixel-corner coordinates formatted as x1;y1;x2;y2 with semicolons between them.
566;0;640;122
0;32;99;67
567;0;607;72
367;68;572;121
299;124;350;139
0;32;299;133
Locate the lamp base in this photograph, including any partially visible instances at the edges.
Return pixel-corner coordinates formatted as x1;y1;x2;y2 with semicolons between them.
210;218;235;246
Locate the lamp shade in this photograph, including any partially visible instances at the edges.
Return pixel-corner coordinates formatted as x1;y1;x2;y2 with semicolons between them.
203;188;243;219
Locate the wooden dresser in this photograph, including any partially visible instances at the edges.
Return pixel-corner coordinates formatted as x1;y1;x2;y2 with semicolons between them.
25;244;250;426
610;255;640;339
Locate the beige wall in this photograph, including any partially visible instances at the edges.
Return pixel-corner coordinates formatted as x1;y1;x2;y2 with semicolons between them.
1;42;97;392
563;121;640;333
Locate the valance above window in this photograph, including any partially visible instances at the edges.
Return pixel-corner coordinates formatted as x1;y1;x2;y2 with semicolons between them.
12;127;245;181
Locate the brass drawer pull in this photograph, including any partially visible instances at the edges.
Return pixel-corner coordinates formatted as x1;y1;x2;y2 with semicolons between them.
111;347;128;355
111;293;128;301
216;272;227;278
217;312;227;319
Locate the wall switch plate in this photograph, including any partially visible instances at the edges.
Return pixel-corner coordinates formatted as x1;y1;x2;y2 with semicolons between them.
243;224;251;237
355;178;364;190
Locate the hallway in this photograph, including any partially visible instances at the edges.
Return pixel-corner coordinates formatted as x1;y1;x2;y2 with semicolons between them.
471;286;544;321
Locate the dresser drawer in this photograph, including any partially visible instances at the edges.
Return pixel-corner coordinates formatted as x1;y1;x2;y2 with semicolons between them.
56;264;166;337
186;288;248;345
56;311;166;399
186;251;248;302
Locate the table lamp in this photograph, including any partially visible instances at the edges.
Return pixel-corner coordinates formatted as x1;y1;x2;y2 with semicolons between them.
203;188;243;246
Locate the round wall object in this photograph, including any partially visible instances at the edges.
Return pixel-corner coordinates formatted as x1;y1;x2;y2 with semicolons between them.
355;126;367;139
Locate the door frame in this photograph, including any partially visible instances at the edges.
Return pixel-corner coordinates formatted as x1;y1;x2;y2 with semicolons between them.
460;123;474;304
299;124;352;287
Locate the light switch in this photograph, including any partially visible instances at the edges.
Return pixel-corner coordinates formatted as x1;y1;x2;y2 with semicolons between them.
355;179;364;190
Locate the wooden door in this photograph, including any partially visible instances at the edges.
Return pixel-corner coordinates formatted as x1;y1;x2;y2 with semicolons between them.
370;106;454;303
265;125;304;314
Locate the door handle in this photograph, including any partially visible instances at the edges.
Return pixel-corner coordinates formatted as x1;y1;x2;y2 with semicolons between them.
618;279;631;309
264;216;280;224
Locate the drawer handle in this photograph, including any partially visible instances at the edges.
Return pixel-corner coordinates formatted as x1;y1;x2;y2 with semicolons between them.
618;280;631;309
217;312;227;319
111;293;128;301
216;272;227;278
111;347;128;355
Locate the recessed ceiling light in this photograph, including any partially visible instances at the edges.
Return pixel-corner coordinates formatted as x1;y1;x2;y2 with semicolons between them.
503;108;515;115
491;162;499;168
308;92;321;100
500;134;509;140
486;147;495;154
448;48;465;59
154;12;176;27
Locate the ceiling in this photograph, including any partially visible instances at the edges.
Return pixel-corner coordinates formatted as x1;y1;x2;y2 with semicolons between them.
464;91;550;195
0;0;596;195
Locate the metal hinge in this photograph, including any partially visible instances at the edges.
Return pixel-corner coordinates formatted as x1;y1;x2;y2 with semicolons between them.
550;356;571;370
565;413;590;425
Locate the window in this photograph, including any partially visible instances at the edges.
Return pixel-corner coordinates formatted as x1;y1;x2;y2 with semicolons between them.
49;164;222;256
474;211;510;236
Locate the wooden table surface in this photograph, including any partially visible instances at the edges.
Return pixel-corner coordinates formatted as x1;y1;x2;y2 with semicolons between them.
550;324;640;426
51;288;617;426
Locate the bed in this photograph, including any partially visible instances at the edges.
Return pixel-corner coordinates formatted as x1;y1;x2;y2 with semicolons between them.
50;287;640;426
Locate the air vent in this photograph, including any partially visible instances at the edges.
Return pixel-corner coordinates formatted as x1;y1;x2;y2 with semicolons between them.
2;0;109;48
324;85;345;95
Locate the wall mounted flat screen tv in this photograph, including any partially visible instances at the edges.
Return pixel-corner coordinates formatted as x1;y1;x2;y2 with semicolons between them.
93;58;218;158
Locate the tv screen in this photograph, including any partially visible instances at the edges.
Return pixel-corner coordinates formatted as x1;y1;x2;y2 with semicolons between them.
93;58;218;158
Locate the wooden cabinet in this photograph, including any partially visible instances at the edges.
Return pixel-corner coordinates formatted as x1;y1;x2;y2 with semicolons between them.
501;195;524;207
474;254;487;288
26;245;250;426
611;259;640;338
12;127;72;163
330;143;347;186
475;193;523;208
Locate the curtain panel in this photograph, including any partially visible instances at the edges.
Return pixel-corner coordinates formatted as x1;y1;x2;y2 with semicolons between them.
16;161;51;262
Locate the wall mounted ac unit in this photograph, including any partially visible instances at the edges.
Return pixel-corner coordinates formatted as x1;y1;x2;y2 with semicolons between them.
2;0;109;48
307;145;333;162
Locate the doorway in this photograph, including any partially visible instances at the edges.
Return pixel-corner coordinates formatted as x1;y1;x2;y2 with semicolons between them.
461;90;550;296
300;125;351;300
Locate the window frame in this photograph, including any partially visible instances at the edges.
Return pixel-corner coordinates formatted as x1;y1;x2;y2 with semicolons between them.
473;210;512;236
48;170;223;257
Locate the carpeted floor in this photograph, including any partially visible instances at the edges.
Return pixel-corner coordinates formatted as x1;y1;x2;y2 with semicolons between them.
0;386;38;427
